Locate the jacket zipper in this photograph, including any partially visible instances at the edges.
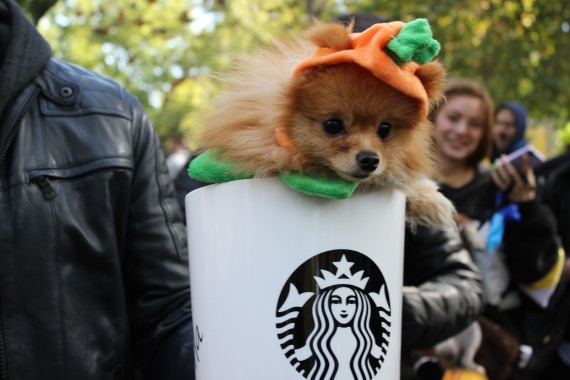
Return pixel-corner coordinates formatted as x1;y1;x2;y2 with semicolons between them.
28;165;132;202
0;314;5;380
31;176;57;200
0;87;40;166
0;86;41;380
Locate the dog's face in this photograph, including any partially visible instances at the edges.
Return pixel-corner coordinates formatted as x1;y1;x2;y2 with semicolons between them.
285;63;438;184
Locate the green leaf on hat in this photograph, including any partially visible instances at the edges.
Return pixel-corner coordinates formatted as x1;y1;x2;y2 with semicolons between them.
386;18;441;66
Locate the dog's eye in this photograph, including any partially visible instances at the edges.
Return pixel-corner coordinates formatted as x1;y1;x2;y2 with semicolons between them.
322;118;345;136
377;122;392;140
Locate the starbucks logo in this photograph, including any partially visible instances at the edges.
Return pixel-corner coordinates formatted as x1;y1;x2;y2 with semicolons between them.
276;250;391;380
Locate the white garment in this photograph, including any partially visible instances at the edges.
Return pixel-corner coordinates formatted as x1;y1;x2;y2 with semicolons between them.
462;221;510;307
466;220;556;309
166;148;191;179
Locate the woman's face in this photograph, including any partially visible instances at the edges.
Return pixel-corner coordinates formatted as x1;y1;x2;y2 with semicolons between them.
330;287;357;325
434;95;485;164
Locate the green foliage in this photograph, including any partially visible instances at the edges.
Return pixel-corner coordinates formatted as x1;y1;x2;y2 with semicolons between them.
558;121;570;150
341;0;570;152
37;0;314;146
28;0;570;152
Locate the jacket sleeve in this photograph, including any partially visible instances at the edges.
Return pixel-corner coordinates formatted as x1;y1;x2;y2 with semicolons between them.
544;164;570;255
124;92;194;379
502;199;562;305
401;225;484;353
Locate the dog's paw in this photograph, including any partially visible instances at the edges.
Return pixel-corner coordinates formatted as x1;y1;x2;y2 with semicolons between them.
404;179;455;231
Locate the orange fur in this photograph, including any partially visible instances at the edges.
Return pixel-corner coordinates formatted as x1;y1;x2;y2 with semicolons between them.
197;23;455;229
304;21;353;50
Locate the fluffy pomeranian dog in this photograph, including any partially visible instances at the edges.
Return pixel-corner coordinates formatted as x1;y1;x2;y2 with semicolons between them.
194;20;454;229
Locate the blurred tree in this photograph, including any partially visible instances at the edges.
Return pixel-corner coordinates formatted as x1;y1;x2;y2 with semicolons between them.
341;0;570;152
26;0;570;152
36;0;317;145
558;121;570;151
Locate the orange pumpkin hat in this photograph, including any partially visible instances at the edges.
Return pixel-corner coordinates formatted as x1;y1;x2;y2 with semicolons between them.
293;19;441;118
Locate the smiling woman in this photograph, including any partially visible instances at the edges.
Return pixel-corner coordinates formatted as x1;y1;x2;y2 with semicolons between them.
430;78;494;189
434;95;485;179
429;79;567;379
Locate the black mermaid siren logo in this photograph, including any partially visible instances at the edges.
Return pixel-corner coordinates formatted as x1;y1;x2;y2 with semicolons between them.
276;250;391;380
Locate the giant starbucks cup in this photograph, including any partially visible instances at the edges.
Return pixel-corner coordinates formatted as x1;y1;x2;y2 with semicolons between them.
186;177;406;380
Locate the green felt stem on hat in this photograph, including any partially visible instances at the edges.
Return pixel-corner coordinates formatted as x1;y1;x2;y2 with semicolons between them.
386;18;441;66
187;149;254;183
279;170;359;200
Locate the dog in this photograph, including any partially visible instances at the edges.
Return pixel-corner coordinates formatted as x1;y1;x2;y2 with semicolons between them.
194;20;455;230
434;321;486;374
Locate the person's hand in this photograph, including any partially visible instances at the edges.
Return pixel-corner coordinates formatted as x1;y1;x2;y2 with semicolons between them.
491;154;536;203
453;213;472;226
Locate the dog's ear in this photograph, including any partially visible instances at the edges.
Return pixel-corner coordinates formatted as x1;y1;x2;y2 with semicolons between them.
416;61;445;104
305;22;352;50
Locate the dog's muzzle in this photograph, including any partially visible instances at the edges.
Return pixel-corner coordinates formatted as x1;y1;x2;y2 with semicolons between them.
356;151;380;173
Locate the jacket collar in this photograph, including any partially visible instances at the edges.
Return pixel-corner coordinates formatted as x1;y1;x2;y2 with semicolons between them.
0;0;51;124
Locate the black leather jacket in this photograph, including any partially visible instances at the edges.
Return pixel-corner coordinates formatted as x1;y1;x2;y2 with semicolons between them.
0;58;193;379
401;225;483;351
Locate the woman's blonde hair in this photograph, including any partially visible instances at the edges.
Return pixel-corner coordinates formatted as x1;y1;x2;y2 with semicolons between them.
430;78;495;167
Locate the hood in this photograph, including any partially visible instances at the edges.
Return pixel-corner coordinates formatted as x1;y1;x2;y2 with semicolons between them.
492;101;528;159
0;0;51;122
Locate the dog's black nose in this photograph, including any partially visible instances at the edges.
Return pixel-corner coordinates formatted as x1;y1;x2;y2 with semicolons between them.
356;151;379;172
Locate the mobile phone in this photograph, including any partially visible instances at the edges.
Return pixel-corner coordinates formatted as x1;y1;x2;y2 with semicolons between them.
503;145;545;173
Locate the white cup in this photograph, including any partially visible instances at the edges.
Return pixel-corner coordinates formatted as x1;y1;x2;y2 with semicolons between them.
186;178;406;380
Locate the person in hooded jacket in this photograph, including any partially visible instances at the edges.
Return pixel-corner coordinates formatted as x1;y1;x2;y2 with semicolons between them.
491;102;529;162
0;0;194;379
539;152;570;378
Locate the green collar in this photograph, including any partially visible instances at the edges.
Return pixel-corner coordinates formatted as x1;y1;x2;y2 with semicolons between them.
188;150;358;200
